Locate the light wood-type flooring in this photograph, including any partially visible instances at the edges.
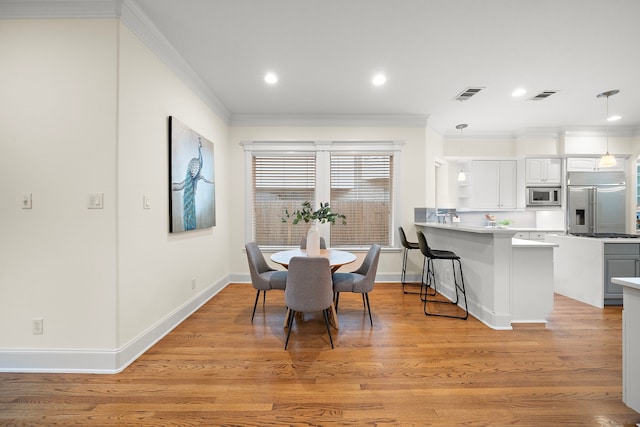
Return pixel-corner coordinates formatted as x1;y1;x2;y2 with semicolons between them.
1;283;640;426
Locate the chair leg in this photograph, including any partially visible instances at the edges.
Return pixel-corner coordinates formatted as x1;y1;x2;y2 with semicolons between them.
334;292;341;312
364;293;373;326
420;257;437;301
251;290;261;322
284;309;295;350
323;309;334;349
423;258;468;320
402;248;420;294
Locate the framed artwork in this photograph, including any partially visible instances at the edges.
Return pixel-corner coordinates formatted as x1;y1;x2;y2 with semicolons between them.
169;116;216;232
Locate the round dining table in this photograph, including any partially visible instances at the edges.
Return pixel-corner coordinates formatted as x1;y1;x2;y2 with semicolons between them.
270;248;356;273
270;248;357;330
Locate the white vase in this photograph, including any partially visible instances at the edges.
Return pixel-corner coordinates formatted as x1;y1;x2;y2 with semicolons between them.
306;222;321;256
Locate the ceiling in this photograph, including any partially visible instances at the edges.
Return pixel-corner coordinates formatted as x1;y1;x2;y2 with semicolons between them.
133;0;640;136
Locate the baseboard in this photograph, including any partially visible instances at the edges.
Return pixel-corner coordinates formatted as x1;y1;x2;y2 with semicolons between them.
0;277;228;374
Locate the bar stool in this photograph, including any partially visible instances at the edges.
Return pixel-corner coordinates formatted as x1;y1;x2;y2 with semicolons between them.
416;230;468;320
398;226;420;294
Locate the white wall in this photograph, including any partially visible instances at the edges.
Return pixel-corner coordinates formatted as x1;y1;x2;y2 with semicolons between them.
0;19;230;371
116;23;230;348
0;19;119;350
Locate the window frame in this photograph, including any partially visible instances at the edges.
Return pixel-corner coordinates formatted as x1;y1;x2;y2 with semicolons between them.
242;140;404;249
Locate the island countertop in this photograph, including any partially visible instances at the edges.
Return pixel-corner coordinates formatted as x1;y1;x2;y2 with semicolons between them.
415;222;518;235
415;222;562;236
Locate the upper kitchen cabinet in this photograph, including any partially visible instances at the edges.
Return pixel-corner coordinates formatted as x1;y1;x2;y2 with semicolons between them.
526;158;562;185
567;157;625;172
470;160;517;209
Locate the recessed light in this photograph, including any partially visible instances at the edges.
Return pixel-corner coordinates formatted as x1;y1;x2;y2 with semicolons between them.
607;115;621;122
512;88;527;97
264;73;278;84
372;74;386;86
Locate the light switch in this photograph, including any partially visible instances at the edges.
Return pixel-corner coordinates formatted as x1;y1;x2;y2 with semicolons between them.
88;193;104;209
22;193;32;209
143;195;151;209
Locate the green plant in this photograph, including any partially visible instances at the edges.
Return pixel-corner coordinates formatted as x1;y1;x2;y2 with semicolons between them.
497;219;513;226
282;201;347;225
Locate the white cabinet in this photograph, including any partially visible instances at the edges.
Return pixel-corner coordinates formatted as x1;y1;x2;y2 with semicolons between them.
513;231;546;241
567;157;625;172
526;158;562;185
471;160;517;209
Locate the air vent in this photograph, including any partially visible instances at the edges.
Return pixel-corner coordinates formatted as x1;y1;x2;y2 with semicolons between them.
453;87;485;101
528;90;558;101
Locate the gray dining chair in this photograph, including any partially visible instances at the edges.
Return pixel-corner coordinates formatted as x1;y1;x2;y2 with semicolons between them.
245;242;288;322
332;244;381;326
284;256;335;350
299;236;327;249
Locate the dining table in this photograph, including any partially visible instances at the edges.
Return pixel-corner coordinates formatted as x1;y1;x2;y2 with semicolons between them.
270;248;357;273
270;248;357;330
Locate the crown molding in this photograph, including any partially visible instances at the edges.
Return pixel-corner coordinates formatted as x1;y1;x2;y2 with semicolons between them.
229;114;429;128
442;129;514;140
563;125;638;138
0;0;231;123
119;1;230;122
0;0;120;18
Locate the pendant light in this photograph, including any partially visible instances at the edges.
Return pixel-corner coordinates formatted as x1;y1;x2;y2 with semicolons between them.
597;89;619;168
456;123;468;182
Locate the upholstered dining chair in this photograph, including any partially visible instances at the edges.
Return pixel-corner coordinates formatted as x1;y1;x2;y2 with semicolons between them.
332;244;381;326
299;236;327;249
245;242;288;322
284;256;335;350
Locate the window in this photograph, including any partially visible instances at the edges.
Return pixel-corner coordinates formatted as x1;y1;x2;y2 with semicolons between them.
330;154;392;246
252;154;316;247
243;140;403;248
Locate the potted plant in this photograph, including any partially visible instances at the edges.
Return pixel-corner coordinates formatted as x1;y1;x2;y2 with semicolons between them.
282;201;347;225
282;201;346;255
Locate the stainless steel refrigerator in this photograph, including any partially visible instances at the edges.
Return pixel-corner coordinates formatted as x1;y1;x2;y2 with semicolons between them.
567;171;626;234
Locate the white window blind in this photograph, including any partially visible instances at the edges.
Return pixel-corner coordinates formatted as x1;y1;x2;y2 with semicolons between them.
252;154;316;246
330;154;393;247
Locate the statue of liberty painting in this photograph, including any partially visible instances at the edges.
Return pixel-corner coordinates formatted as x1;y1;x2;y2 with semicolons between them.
170;117;215;232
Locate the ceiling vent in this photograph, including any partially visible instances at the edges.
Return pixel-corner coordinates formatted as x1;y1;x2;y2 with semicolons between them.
453;87;484;101
528;90;558;101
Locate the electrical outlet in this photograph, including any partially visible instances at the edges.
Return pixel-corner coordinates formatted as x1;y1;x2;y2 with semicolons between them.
32;318;43;335
191;277;196;290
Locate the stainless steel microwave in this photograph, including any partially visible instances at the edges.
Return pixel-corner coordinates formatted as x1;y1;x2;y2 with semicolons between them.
527;187;562;206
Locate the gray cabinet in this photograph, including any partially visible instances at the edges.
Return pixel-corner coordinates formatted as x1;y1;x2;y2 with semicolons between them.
604;244;640;305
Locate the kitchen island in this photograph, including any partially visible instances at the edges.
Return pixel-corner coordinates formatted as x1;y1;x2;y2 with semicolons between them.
610;278;640;413
547;234;640;307
415;223;557;329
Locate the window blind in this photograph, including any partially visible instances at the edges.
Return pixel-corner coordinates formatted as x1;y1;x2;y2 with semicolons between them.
252;154;316;246
330;154;393;247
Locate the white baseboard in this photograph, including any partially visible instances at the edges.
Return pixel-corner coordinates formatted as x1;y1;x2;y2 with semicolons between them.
0;277;228;374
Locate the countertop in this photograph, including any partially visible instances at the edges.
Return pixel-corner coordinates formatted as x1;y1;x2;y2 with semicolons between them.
415;222;563;236
415;222;518;235
512;238;558;248
548;234;640;244
611;277;640;290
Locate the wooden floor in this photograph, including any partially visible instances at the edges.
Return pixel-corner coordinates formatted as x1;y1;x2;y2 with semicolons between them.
1;283;639;426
